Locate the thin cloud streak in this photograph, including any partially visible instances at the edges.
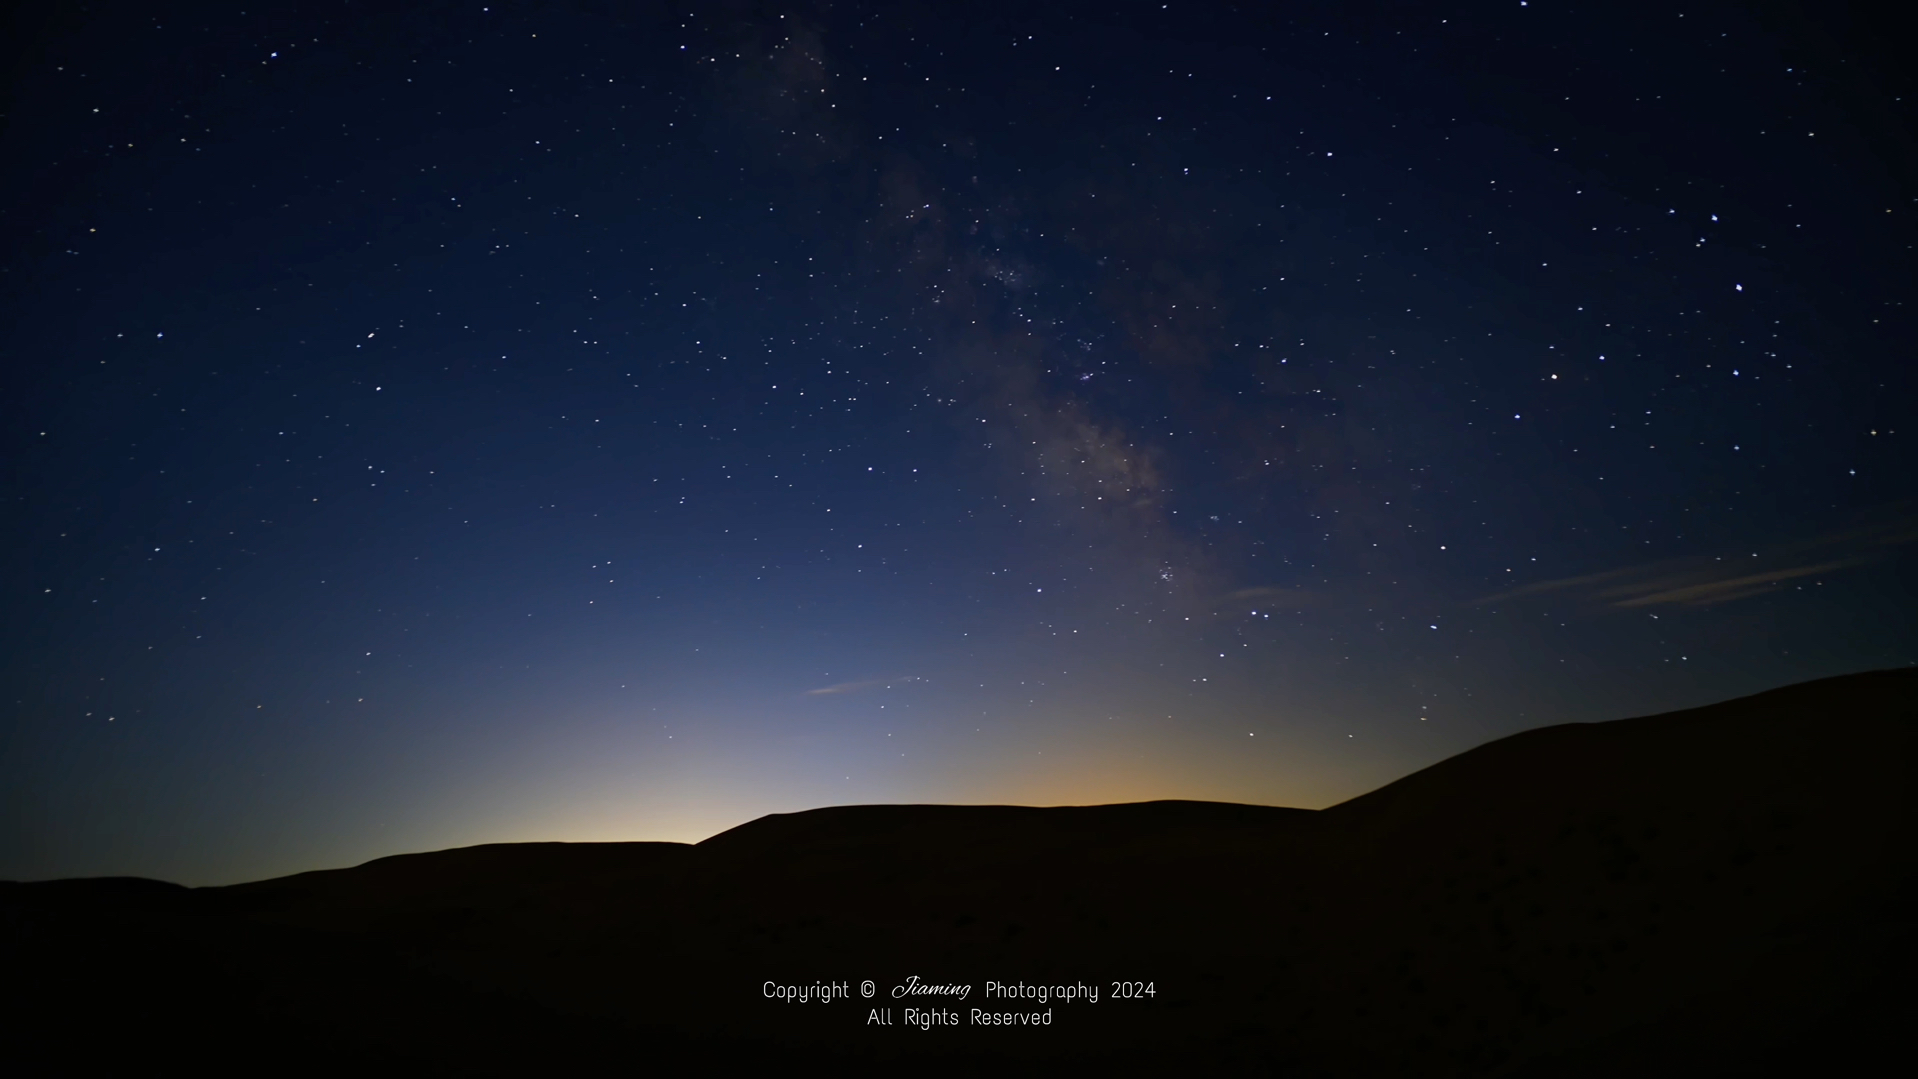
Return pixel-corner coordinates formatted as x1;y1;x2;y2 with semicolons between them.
804;676;921;696
1472;512;1917;610
1604;559;1863;608
805;680;883;696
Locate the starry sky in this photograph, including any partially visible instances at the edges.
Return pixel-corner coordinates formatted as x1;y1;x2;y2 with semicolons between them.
3;1;1913;886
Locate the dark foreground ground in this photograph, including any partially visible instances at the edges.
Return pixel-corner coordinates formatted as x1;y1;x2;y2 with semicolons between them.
6;669;1915;1075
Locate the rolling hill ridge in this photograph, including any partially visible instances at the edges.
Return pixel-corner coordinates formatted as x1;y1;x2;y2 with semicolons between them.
6;668;1913;1075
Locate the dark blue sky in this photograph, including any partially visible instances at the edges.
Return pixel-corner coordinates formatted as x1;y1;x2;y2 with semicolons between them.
4;0;1913;884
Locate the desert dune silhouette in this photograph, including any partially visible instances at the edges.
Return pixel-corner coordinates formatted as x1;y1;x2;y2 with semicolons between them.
6;668;1912;1075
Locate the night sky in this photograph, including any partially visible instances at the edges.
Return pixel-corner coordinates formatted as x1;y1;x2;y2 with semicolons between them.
4;1;1913;886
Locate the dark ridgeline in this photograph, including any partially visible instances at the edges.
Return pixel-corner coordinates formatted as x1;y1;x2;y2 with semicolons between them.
5;669;1913;1075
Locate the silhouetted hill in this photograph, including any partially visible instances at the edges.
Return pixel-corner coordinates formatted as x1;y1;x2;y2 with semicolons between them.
5;668;1913;1075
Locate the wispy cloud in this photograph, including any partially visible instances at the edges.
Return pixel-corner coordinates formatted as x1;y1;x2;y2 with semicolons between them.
805;680;881;696
1472;511;1917;610
1600;558;1862;608
804;676;921;696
